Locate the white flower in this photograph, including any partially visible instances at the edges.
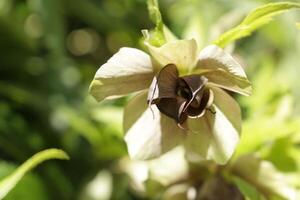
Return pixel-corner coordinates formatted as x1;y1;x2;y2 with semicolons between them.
90;39;251;165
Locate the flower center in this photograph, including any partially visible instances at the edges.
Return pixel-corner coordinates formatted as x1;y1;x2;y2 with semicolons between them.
147;64;214;125
177;83;192;100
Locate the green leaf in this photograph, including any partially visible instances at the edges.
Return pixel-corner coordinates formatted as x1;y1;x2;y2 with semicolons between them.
233;177;264;200
147;0;163;30
214;2;300;47
296;22;300;29
144;0;177;47
0;149;69;199
262;136;298;172
0;161;49;200
145;0;165;46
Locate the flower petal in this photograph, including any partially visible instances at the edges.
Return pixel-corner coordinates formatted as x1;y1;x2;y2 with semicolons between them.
180;75;207;96
210;86;242;132
185;87;241;164
146;39;198;73
163;184;190;200
196;45;252;96
89;48;154;101
156;97;187;124
204;70;252;96
186;88;214;118
148;147;189;186
147;64;178;103
124;91;185;160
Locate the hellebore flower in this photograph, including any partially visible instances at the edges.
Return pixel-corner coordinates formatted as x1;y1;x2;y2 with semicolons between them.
90;39;251;164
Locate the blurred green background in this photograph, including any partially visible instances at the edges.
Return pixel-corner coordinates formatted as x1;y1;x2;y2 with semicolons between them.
0;0;300;199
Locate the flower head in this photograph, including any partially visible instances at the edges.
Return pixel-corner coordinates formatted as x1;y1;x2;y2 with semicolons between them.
147;64;213;126
90;39;251;164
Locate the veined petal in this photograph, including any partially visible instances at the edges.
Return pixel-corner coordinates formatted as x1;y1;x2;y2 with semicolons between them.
124;91;184;160
89;48;154;101
198;45;247;77
210;86;242;132
146;39;198;73
204;71;252;96
147;64;179;103
185;87;241;164
196;45;252;96
184;117;211;163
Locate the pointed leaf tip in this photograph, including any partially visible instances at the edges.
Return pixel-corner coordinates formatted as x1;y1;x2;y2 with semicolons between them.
214;2;300;47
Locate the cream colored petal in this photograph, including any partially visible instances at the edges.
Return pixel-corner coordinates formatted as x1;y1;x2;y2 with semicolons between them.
146;39;198;73
185;88;241;164
124;91;184;160
197;45;251;96
210;86;242;132
148;147;188;186
89;48;154;101
232;154;296;200
205;71;252;96
184;117;212;163
163;184;191;200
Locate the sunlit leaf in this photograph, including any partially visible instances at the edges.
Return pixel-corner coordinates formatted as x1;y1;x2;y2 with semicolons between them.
236;118;300;157
0;149;69;199
262;136;298;172
214;2;300;47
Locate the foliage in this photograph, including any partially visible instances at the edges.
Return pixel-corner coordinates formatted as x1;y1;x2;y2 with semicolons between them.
0;149;68;199
214;2;300;47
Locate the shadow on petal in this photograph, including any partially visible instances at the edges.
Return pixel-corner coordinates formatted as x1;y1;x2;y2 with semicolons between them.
185;102;240;165
124;91;184;160
210;86;241;133
184;115;212;163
